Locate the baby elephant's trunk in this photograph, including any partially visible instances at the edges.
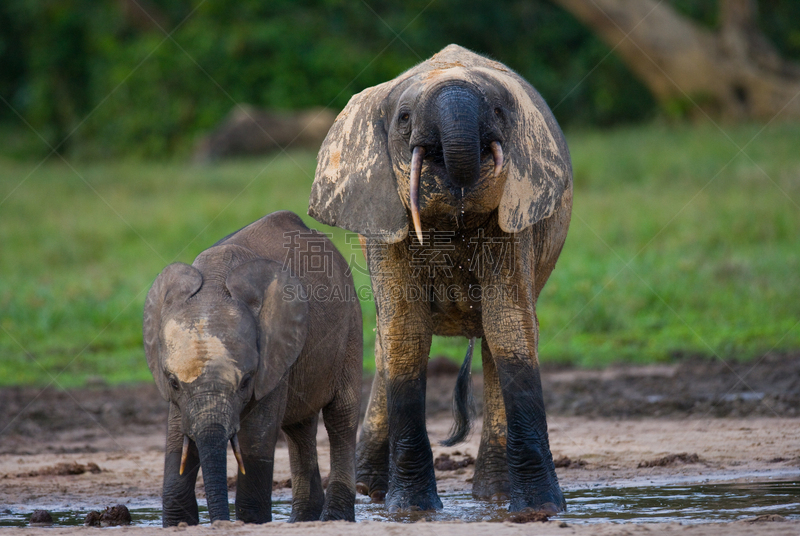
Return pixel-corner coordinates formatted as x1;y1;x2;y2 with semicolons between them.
194;424;231;522
186;392;238;522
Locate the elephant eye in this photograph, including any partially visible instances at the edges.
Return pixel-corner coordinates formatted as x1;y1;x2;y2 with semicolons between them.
494;107;503;117
168;376;180;391
239;374;252;392
398;112;410;123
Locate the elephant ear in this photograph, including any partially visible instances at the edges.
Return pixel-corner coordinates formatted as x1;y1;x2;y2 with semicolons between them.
493;70;573;233
143;263;203;401
308;81;409;242
226;259;309;400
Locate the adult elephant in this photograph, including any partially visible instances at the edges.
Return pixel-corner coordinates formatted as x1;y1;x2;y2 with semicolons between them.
309;44;572;514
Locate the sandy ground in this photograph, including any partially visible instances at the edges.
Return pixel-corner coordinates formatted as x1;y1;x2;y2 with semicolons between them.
2;353;799;535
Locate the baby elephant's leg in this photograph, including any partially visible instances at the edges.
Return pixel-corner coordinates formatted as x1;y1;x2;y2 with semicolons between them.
284;415;325;522
235;395;283;524
321;384;360;521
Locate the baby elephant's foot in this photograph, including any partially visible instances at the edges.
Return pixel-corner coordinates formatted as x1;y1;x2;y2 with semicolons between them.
320;481;356;522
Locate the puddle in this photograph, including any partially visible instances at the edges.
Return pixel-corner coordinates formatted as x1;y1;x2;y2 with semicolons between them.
3;479;798;527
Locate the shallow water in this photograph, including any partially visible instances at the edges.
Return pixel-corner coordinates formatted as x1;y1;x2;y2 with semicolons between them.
3;478;798;527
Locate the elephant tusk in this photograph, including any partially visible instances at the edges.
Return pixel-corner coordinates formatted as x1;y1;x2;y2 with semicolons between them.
410;145;425;244
490;141;503;178
179;435;189;476
231;434;246;475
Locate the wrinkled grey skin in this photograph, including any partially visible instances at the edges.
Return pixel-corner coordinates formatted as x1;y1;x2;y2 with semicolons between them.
144;211;362;526
308;45;572;514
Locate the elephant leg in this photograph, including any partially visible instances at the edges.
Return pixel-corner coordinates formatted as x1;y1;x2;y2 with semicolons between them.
472;339;510;500
356;331;389;502
234;393;284;524
283;415;325;522
366;239;439;512
162;403;200;527
320;386;359;520
383;331;441;512
483;314;564;513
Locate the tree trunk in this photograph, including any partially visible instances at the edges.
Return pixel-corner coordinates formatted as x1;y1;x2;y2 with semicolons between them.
551;0;800;121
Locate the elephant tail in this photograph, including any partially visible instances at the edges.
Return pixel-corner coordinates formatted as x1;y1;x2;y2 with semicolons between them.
441;337;476;447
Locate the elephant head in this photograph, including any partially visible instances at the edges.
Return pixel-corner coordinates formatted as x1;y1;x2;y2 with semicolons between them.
309;44;571;243
143;245;308;522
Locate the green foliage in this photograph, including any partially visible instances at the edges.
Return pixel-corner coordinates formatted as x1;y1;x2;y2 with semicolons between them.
1;122;799;386
3;1;799;158
0;0;696;158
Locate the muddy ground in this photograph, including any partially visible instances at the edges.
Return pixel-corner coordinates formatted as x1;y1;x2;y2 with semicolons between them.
1;352;799;535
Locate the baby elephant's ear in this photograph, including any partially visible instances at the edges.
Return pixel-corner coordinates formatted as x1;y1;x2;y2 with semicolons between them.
309;81;409;242
143;263;203;400
226;259;309;400
497;73;573;233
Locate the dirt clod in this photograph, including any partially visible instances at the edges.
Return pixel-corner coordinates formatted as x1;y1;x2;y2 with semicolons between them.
553;456;586;469
84;504;132;527
273;478;292;489
84;511;101;526
740;514;787;523
18;461;101;477
638;453;701;468
434;453;475;471
509;509;550;523
29;510;53;526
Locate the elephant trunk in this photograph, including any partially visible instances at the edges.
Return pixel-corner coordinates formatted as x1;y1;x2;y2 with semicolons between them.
195;424;231;522
435;85;482;190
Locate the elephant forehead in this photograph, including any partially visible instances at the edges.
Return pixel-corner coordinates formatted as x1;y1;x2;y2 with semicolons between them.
422;66;472;84
163;318;237;384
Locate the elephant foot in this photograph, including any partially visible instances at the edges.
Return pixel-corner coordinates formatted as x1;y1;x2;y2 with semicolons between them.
288;507;323;523
471;470;510;501
288;490;325;523
320;481;356;522
385;480;442;513
355;447;388;503
355;466;388;503
508;479;565;514
355;481;386;503
472;444;510;501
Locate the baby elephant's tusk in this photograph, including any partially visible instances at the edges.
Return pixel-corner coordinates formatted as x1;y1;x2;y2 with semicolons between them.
231;434;246;475
490;141;503;178
179;435;189;476
409;146;426;244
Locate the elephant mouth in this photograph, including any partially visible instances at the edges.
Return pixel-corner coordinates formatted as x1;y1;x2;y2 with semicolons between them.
409;141;503;244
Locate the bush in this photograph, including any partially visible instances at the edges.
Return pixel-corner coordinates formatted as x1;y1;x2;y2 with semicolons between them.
1;0;797;158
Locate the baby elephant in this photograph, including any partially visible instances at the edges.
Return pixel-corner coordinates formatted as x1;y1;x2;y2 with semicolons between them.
143;211;362;526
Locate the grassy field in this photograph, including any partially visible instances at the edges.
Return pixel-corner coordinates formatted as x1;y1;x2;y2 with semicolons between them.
1;122;798;387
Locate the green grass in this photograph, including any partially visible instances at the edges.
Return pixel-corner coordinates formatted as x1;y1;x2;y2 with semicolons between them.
1;122;799;387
